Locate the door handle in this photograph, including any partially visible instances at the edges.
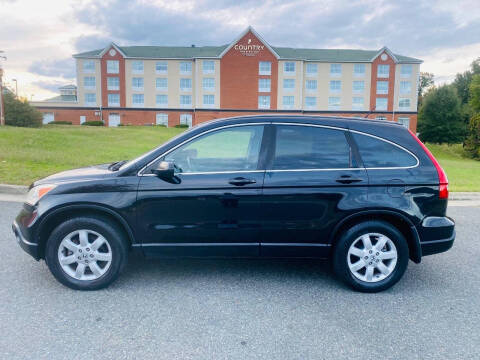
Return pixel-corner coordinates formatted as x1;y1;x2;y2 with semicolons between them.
335;176;363;184
229;177;256;186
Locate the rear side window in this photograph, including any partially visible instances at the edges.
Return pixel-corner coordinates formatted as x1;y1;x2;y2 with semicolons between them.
352;132;417;168
272;125;351;170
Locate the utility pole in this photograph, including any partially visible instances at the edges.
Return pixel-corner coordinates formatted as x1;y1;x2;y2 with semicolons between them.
12;78;18;98
0;51;7;126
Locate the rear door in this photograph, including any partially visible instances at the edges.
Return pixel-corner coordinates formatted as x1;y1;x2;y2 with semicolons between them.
260;123;369;257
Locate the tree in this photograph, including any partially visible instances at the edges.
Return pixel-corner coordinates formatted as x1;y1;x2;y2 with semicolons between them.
417;85;464;144
417;72;434;106
464;113;480;159
4;91;42;127
452;57;480;104
469;74;480;113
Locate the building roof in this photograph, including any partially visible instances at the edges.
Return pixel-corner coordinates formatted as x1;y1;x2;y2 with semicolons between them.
44;94;77;102
59;84;77;89
73;26;422;64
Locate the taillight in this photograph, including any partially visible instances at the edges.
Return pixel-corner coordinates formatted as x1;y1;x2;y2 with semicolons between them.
408;130;449;199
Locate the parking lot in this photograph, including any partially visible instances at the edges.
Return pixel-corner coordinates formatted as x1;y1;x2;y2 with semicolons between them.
1;200;479;359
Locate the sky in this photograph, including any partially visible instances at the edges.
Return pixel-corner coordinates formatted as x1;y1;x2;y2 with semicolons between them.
1;0;480;100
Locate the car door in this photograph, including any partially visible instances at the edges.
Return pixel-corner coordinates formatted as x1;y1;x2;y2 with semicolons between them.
260;123;369;258
136;123;267;257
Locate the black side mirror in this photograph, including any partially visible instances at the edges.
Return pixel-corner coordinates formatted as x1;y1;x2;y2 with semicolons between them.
151;161;175;180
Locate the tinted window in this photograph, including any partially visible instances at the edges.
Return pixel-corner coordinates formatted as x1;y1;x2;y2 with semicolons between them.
164;125;264;173
352;133;417;168
272;126;351;170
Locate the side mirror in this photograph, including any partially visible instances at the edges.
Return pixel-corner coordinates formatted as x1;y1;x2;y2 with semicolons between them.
151;161;175;180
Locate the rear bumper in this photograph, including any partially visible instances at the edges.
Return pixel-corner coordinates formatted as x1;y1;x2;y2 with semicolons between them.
12;220;40;260
418;216;455;257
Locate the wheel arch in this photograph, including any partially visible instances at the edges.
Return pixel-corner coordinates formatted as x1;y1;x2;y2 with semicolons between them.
330;210;422;263
36;204;136;259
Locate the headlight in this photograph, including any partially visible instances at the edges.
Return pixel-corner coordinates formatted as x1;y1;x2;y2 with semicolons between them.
26;184;57;206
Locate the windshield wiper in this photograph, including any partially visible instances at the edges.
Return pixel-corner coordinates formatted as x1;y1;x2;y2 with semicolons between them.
108;160;127;171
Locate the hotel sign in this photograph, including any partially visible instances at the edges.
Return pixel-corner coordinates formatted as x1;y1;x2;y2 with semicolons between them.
234;38;265;56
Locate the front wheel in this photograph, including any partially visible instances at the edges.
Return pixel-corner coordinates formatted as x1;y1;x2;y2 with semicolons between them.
333;220;409;292
45;216;128;290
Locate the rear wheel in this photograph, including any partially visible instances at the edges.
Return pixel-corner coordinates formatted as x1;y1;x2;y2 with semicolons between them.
333;220;409;292
45;216;128;290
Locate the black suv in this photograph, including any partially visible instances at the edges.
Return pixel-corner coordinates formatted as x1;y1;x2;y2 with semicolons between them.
12;116;455;292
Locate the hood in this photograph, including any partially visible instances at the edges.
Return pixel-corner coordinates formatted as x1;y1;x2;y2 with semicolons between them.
32;163;113;187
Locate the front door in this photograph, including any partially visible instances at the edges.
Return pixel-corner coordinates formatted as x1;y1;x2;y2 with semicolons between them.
108;113;120;127
136;124;267;257
261;124;369;257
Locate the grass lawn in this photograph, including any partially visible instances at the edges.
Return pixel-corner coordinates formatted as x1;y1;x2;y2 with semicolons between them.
0;125;479;191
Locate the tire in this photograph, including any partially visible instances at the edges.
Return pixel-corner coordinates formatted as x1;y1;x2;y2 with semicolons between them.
45;216;128;290
333;220;409;293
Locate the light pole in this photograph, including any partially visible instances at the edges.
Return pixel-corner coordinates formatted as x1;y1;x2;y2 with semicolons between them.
12;78;17;98
0;51;7;126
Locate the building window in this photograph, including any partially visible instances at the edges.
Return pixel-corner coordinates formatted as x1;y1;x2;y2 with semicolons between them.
282;96;294;109
132;61;144;74
283;79;295;92
180;113;193;127
180;95;192;107
305;96;316;109
352;97;364;110
306;80;317;92
258;78;271;92
132;94;144;107
259;61;271;75
107;77;119;90
156;94;168;106
180;62;192;75
398;116;410;128
180;78;192;92
156;78;168;91
306;63;317;76
84;93;96;106
329;80;341;93
258;95;270;109
202;78;215;91
284;62;295;74
156;61;168;74
354;64;365;77
376;116;387;121
376;97;388;111
83;76;95;89
400;81;411;94
156;113;168;126
132;77;144;91
203;94;215;106
376;81;389;94
108;93;120;107
377;64;390;78
330;64;342;77
203;60;214;74
328;97;340;110
353;80;365;93
399;98;411;110
401;64;412;78
107;60;119;74
83;60;95;73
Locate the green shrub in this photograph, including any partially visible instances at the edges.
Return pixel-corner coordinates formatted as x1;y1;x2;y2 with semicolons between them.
47;121;72;125
4;92;42;128
174;124;189;128
465;113;480;159
81;121;104;126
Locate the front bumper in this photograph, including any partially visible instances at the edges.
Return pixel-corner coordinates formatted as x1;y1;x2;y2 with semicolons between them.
418;216;455;257
12;220;40;260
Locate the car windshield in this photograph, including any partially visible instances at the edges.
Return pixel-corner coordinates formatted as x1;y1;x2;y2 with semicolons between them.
118;125;198;171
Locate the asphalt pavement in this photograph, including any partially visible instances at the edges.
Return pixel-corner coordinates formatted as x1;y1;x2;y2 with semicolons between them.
0;201;479;360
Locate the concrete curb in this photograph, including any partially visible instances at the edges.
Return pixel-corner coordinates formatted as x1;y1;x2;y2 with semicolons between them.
0;184;28;195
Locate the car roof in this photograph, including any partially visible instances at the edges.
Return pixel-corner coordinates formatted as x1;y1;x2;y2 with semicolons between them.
196;114;403;131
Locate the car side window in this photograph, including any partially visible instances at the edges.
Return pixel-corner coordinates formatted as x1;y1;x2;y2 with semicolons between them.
272;125;351;170
351;132;417;168
163;125;264;173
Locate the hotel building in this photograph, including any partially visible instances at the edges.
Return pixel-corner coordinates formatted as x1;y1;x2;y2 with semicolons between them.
32;27;422;130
